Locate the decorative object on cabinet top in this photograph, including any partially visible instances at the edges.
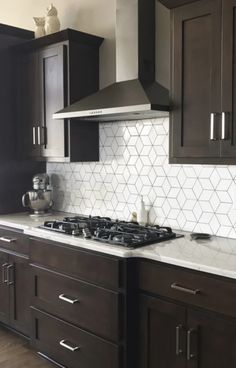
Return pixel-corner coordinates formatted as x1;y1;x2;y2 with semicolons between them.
45;4;60;35
33;17;46;38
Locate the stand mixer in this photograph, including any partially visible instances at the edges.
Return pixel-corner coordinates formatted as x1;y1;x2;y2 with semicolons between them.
22;173;53;215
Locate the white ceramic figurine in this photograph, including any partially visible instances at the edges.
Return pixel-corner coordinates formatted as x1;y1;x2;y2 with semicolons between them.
33;17;46;38
45;4;60;35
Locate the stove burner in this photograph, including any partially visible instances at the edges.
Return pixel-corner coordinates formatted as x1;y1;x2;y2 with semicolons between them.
39;215;180;248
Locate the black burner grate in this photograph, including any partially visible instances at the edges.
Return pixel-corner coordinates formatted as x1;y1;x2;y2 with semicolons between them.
38;215;181;248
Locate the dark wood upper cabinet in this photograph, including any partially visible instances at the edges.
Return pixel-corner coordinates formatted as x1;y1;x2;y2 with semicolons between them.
39;44;67;159
169;0;236;164
16;29;103;162
0;24;45;215
159;0;200;8
17;51;40;158
221;0;236;157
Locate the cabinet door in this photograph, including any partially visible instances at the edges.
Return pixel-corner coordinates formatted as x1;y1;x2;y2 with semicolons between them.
17;52;41;158
39;45;67;159
0;251;9;325
139;294;186;368
187;309;236;368
8;254;30;336
221;0;236;157
170;0;222;161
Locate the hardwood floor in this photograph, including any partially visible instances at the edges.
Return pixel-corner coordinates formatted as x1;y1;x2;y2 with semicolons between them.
0;326;55;368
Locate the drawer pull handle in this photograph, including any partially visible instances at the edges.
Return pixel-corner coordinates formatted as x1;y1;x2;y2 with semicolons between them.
0;237;16;243
221;112;227;140
6;264;14;286
59;294;80;304
171;283;200;295
210;113;217;141
2;263;9;284
59;339;80;352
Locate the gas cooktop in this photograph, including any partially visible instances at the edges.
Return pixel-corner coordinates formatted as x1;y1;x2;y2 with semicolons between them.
38;215;183;249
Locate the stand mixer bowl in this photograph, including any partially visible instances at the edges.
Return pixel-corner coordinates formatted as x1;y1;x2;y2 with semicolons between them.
22;190;53;215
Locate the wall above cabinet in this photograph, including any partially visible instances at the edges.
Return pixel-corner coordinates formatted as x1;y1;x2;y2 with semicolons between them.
16;29;103;163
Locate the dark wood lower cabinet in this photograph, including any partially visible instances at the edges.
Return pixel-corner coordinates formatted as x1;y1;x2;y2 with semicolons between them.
187;309;236;368
9;254;30;336
1;232;236;368
28;236;127;368
0;251;10;325
31;308;120;368
139;260;236;368
139;294;186;368
139;294;236;368
31;265;121;342
0;250;30;336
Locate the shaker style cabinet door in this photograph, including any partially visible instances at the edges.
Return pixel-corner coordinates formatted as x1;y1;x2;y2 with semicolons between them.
187;309;236;368
170;0;222;160
221;0;236;157
17;52;41;158
39;45;67;159
139;295;186;368
0;251;9;325
9;254;30;336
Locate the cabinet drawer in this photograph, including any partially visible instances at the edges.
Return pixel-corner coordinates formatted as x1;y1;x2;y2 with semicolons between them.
139;260;236;318
30;237;121;290
0;227;29;255
31;265;122;342
31;308;120;368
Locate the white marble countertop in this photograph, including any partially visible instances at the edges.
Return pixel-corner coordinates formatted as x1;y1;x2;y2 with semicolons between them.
0;212;236;280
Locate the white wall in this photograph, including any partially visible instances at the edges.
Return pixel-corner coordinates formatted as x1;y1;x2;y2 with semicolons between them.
0;0;170;89
0;0;116;88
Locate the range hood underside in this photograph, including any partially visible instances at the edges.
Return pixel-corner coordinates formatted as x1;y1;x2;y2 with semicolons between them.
53;79;169;122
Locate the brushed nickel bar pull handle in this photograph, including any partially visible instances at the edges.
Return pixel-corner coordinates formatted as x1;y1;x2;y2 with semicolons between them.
171;283;200;295
41;126;47;146
0;237;16;243
210;113;217;141
59;339;80;352
59;294;80;304
176;325;183;356
32;127;36;145
187;329;195;360
37;126;41;146
6;264;14;286
2;263;8;284
221;112;227;140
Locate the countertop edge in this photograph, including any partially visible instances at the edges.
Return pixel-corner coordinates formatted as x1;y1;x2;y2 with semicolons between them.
0;214;236;280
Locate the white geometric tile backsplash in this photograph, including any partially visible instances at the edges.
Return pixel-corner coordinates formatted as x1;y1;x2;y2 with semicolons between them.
47;117;236;239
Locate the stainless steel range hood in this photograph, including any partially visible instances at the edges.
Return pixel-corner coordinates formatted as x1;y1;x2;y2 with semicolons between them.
53;0;169;122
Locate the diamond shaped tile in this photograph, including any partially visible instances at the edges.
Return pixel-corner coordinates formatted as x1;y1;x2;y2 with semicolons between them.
48;117;236;236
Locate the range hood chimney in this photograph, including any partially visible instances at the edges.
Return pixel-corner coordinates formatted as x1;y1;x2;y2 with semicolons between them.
53;0;169;122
